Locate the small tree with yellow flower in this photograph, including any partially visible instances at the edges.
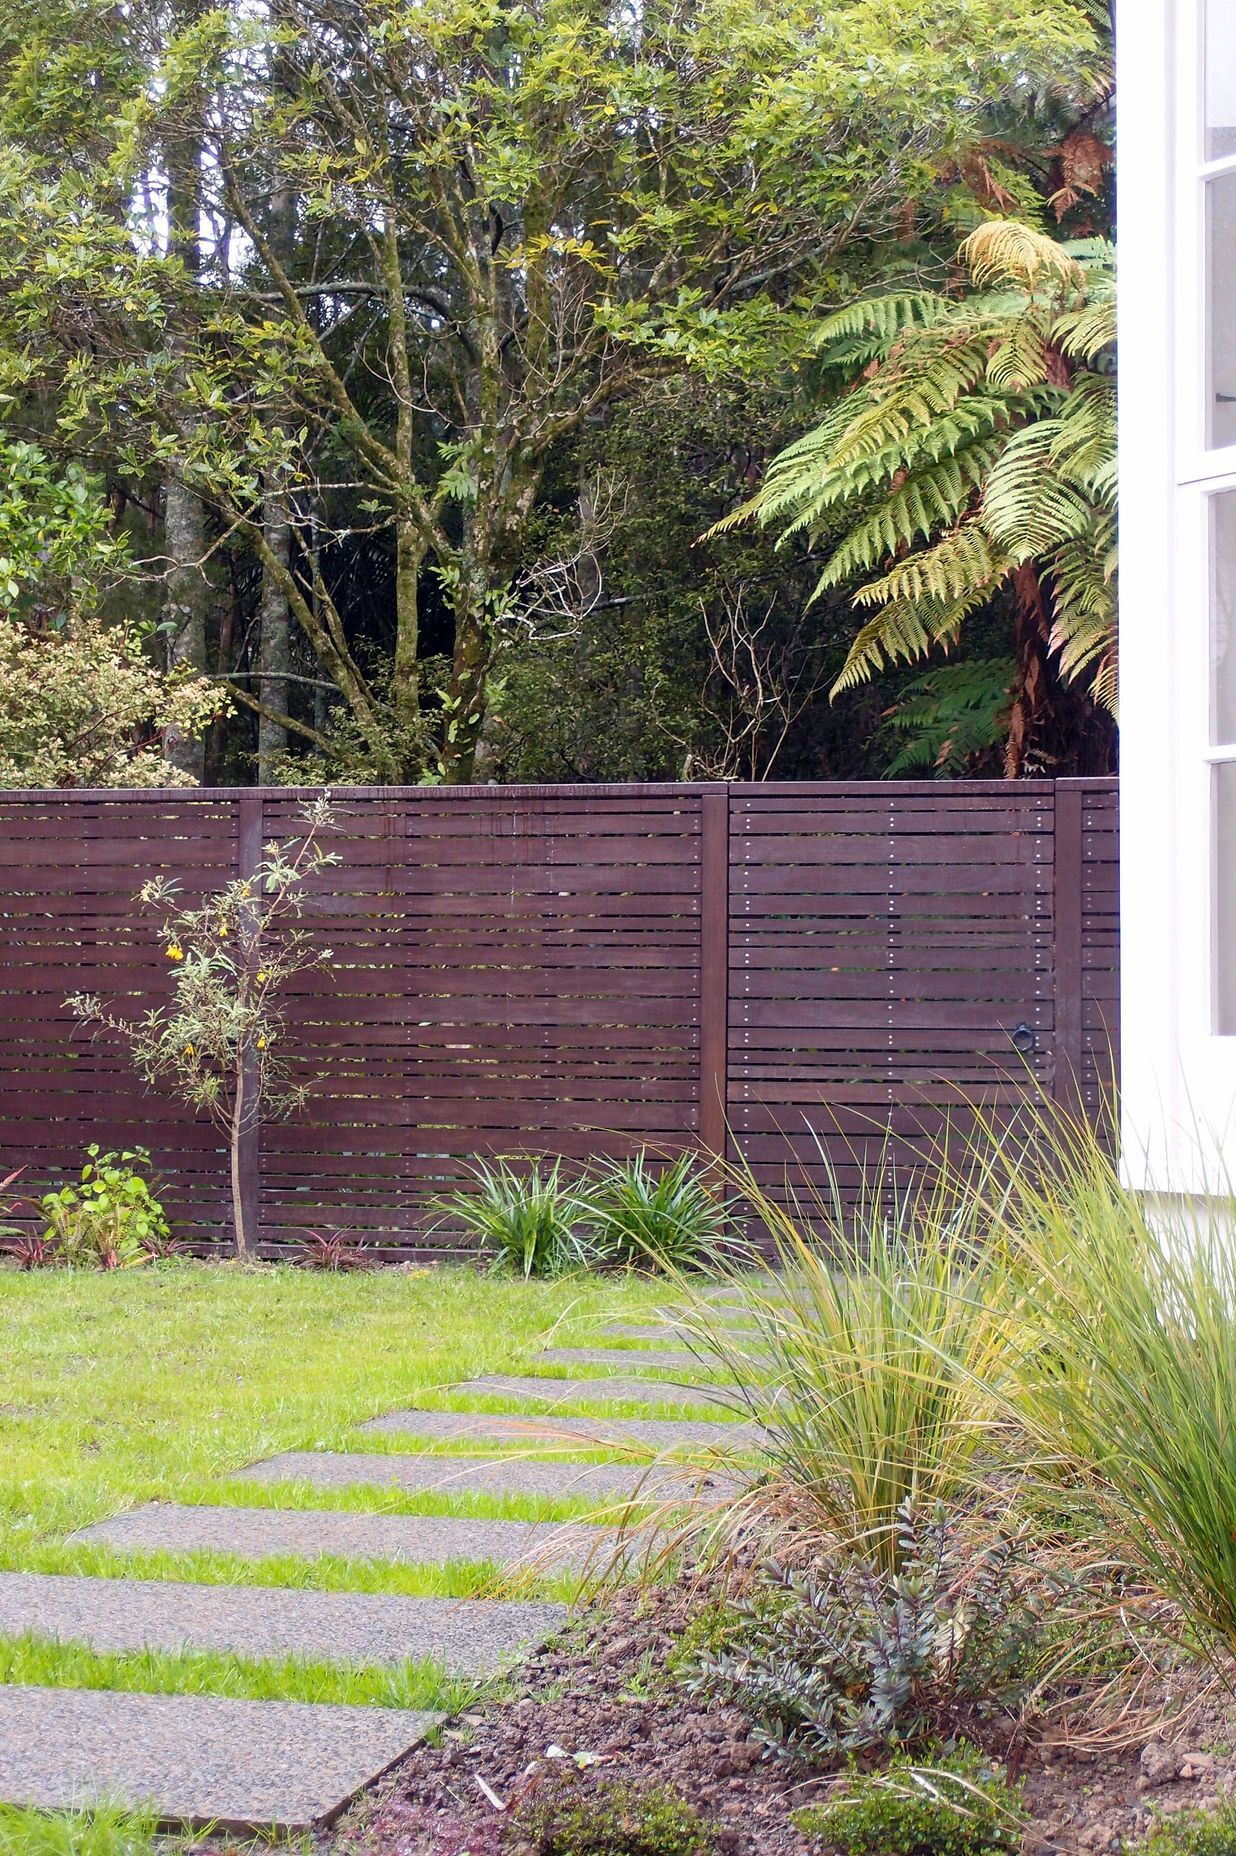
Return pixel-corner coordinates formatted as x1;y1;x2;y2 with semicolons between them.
67;797;338;1263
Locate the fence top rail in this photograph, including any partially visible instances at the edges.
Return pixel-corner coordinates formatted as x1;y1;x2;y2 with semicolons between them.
0;777;1120;804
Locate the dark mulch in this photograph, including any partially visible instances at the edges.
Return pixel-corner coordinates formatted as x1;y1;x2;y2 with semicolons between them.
326;1585;1236;1856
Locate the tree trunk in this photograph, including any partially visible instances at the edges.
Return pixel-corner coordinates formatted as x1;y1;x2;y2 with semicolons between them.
228;1061;252;1265
163;0;210;782
258;488;292;780
441;600;490;783
163;478;210;780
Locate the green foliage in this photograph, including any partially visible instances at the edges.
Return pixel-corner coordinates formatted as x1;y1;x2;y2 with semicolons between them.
987;1110;1236;1663
37;1146;172;1270
680;1505;1059;1765
513;1771;717;1856
727;219;1117;755
677;1162;1017;1572
1141;1801;1236;1856
66;798;338;1261
0;1803;158;1856
0;618;225;789
0;0;1103;780
793;1749;1025;1855
585;1153;733;1271
0;435;124;619
435;1158;598;1279
876;659;1014;775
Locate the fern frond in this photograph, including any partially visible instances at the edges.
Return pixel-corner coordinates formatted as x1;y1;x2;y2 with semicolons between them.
962;220;1084;294
812;293;944;352
851;520;1009;611
1048;519;1118;714
830;577;1008;693
981;422;1096;556
815;442;1002;585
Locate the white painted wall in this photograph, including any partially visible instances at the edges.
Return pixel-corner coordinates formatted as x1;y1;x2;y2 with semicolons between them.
1119;0;1236;1188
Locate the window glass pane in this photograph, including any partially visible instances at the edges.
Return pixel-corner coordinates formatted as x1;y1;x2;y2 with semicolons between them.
1213;492;1236;741
1208;0;1236;159
1208;171;1236;447
1216;763;1236;1033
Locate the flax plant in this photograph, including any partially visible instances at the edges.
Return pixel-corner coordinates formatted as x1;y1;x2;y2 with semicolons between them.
673;1146;1024;1574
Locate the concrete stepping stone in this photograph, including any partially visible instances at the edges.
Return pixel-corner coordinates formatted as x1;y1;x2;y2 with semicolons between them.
600;1323;759;1342
0;1683;436;1831
73;1504;628;1574
456;1374;728;1410
0;1572;565;1676
236;1450;737;1504
360;1408;768;1453
538;1346;719;1373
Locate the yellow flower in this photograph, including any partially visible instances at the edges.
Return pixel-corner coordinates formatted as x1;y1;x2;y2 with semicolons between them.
183;1043;195;1057
218;921;229;938
256;1035;268;1051
256;969;269;984
166;943;184;961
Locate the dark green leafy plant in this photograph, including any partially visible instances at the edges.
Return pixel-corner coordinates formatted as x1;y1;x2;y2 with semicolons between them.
513;1771;717;1856
434;1158;598;1279
681;1504;1064;1765
36;1146;173;1270
793;1749;1024;1855
586;1152;734;1271
1141;1800;1236;1856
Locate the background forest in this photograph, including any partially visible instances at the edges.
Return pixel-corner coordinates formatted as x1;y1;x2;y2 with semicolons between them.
0;0;1115;788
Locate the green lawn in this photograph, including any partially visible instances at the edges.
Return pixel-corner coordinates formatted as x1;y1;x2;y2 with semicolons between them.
0;1262;670;1564
0;1261;718;1851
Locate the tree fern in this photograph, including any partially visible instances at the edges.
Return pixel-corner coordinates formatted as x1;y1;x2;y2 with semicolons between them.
718;219;1117;770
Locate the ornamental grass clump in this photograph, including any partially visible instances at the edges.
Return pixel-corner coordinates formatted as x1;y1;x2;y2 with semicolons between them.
674;1151;1022;1574
985;1106;1236;1664
67;797;337;1265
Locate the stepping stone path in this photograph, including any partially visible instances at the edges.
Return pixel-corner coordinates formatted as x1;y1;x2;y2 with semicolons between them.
362;1408;768;1452
234;1449;737;1503
0;1574;563;1676
453;1372;729;1408
0;1296;765;1831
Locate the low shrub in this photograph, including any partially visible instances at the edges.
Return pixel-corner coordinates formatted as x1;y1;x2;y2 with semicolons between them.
1141;1800;1236;1855
680;1503;1066;1765
513;1771;717;1856
434;1157;598;1278
32;1146;172;1269
793;1749;1024;1856
292;1228;375;1271
585;1152;733;1272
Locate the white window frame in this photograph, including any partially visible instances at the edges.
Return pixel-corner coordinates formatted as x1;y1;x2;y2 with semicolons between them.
1120;0;1236;1189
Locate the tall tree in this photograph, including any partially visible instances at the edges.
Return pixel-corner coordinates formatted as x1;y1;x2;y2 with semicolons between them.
0;0;1102;782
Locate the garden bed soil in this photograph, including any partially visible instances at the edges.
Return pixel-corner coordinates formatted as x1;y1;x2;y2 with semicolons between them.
327;1585;1236;1856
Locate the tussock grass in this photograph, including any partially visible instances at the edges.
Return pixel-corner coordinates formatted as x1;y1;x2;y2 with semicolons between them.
671;1151;1021;1572
985;1107;1236;1661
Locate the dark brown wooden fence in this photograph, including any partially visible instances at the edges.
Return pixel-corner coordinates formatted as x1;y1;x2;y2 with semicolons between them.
0;778;1118;1257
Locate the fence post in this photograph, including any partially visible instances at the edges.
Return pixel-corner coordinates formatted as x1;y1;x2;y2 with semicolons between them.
699;784;730;1160
1053;782;1085;1116
236;792;264;1252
